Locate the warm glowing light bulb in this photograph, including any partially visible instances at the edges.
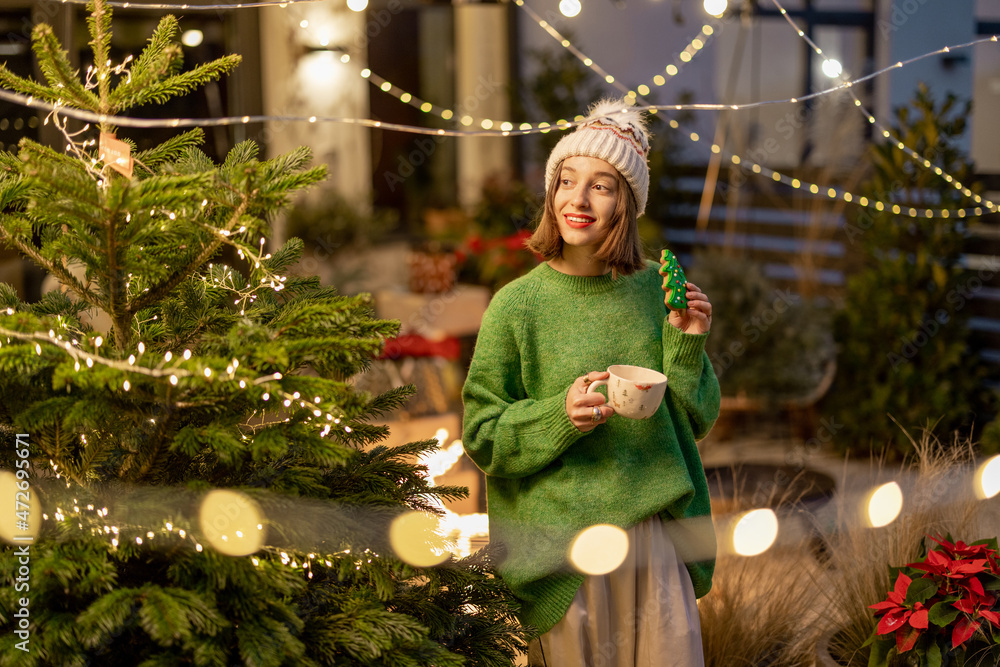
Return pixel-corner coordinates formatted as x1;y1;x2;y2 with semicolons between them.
703;0;727;17
559;0;581;17
389;511;449;567
347;0;368;11
867;482;903;528
821;58;843;79
977;455;1000;499
198;489;265;556
732;509;778;556
568;524;629;575
181;30;203;47
0;472;41;543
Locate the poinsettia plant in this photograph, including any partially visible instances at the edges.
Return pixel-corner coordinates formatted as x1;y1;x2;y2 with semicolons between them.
865;536;1000;667
455;229;539;293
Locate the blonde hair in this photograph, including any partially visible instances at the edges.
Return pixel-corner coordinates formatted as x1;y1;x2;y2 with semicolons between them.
526;159;645;276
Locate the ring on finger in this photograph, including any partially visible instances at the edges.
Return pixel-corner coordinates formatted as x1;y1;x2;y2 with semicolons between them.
591;406;602;423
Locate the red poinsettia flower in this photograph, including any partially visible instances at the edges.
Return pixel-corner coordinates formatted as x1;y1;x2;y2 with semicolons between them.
952;616;981;649
926;536;1000;575
504;229;532;251
869;537;1000;660
869;572;930;652
908;548;988;584
950;589;1000;648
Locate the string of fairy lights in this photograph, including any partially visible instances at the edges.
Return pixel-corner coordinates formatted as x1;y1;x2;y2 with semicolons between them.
1;8;996;218
13;436;1000;571
505;0;999;215
765;0;993;211
511;0;719;101
34;490;375;578
49;0;330;10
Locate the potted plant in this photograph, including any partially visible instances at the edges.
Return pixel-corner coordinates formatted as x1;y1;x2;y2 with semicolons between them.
866;536;1000;666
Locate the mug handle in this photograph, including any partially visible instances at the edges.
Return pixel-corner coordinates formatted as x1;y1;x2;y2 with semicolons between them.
586;379;608;395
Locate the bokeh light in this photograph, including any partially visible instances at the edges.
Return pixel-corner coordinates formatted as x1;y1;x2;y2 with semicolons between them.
731;509;778;557
181;30;203;48
821;58;843;79
976;455;1000;499
703;0;727;17
866;482;903;528
568;524;629;575
0;471;41;544
198;489;265;556
390;511;449;567
559;0;581;17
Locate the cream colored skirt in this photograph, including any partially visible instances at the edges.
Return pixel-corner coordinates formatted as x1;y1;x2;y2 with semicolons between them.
527;516;704;667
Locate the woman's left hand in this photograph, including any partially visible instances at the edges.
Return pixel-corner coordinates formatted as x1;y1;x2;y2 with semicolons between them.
668;282;712;334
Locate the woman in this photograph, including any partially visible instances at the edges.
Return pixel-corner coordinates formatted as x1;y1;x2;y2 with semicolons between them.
461;99;720;666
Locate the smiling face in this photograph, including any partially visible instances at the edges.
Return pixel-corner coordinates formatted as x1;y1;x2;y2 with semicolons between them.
552;155;621;254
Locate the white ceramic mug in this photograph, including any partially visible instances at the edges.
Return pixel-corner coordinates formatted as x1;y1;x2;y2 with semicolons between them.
586;364;668;419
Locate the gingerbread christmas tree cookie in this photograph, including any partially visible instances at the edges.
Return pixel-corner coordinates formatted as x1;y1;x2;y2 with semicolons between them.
659;248;688;310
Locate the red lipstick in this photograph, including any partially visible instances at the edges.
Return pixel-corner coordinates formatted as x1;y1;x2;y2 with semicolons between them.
564;214;595;229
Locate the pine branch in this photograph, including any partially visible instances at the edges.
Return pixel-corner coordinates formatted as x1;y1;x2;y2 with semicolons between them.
122;172;216;219
221;140;259;169
109;14;184;110
0;224;98;311
0;62;66;107
130;194;248;316
259;237;305;274
363;385;417;419
31;23;99;111
133;129;205;172
87;0;113;118
258;145;313;181
0;283;19;308
76;588;141;648
132;402;175;481
120;55;242;111
0;169;30;212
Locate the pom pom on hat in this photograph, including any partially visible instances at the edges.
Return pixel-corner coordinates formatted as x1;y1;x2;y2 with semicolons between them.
544;98;651;215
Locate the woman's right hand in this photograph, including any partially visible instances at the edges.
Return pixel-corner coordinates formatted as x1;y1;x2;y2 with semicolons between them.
566;371;614;432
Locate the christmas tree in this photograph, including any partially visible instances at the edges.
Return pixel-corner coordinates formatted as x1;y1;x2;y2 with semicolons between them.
0;2;525;664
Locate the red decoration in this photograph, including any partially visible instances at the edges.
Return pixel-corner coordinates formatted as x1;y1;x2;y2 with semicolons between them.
867;535;1000;664
380;335;461;361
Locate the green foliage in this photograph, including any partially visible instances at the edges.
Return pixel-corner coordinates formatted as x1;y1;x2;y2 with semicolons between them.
826;84;999;459
0;2;526;665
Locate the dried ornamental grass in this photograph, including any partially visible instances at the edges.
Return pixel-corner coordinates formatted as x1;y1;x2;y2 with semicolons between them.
700;550;824;667
699;463;831;666
817;430;998;666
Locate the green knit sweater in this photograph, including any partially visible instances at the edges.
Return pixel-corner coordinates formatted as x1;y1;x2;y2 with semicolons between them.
461;260;721;635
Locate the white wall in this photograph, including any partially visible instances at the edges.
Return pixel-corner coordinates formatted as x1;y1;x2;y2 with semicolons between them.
882;0;975;154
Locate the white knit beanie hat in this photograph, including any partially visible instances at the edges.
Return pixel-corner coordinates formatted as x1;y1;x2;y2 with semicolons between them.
544;98;651;216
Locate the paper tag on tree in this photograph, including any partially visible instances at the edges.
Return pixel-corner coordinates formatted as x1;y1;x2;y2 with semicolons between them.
99;132;133;179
